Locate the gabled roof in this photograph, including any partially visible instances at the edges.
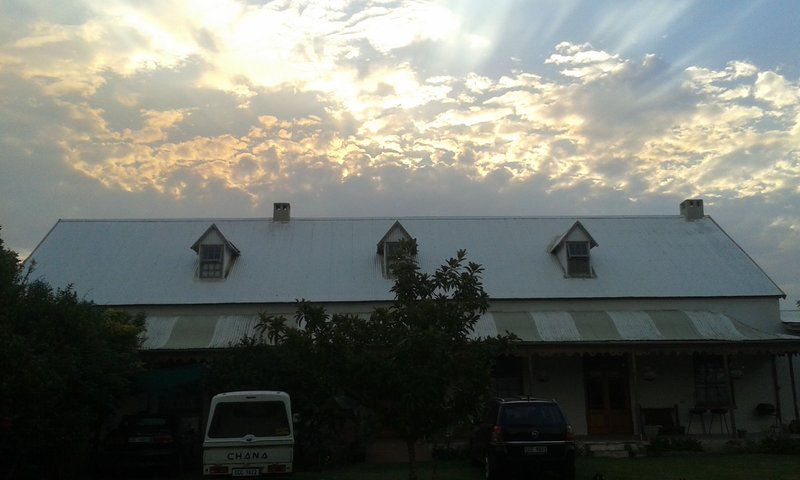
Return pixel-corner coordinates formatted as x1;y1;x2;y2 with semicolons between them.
548;220;598;254
376;220;413;254
190;223;240;256
23;216;786;305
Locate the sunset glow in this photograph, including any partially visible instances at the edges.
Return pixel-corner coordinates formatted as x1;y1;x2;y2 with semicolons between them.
1;0;799;303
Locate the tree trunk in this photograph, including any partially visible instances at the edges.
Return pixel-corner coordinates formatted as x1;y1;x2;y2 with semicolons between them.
406;438;418;480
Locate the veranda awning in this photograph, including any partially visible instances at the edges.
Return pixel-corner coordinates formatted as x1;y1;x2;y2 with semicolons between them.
140;310;800;353
140;312;368;351
474;310;800;354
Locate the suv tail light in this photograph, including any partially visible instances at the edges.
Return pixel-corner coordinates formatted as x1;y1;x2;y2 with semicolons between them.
565;425;575;441
490;425;504;443
154;434;174;444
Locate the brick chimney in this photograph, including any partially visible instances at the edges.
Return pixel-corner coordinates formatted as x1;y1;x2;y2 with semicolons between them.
273;202;290;222
680;199;704;221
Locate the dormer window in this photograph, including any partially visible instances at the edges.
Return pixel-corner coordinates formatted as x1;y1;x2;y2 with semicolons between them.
199;244;224;278
383;241;402;275
191;224;240;280
377;221;414;278
566;241;590;277
548;221;597;278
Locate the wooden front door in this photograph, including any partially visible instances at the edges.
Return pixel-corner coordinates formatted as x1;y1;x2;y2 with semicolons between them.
585;356;633;435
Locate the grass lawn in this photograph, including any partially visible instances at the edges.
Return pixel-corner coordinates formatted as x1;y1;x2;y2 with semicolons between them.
291;454;800;480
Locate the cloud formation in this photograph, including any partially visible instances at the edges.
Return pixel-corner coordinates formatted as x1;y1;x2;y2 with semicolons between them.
1;0;799;304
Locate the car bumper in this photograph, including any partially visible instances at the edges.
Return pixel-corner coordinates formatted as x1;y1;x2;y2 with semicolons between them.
489;441;575;468
103;448;182;468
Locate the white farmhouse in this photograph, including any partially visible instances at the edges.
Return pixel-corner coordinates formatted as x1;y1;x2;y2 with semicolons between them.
24;200;800;438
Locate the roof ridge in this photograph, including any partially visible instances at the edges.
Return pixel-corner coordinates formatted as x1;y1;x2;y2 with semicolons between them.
56;214;687;222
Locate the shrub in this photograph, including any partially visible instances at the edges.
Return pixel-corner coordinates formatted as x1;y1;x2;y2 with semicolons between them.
647;436;704;454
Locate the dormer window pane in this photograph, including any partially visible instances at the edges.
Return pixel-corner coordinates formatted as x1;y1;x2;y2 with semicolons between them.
383;241;402;276
567;242;589;257
200;244;224;278
566;241;590;277
384;241;401;259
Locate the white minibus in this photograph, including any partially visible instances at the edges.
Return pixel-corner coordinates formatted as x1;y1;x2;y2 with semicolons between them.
203;391;294;477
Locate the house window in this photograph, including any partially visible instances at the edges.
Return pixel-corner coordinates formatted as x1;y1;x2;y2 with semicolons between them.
382;241;402;277
693;354;730;407
199;244;224;278
491;356;523;397
566;241;591;277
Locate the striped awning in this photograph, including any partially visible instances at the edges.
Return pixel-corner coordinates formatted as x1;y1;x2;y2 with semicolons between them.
141;315;263;350
474;310;798;346
141;310;799;351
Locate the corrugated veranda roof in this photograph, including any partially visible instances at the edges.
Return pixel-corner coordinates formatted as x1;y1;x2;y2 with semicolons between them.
140;310;797;351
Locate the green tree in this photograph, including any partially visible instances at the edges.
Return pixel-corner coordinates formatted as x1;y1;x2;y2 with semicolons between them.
212;240;508;480
366;240;504;480
208;303;378;467
0;227;21;306
0;227;144;478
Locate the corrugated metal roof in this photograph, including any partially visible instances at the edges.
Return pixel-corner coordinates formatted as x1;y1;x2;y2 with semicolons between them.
490;310;783;343
140;310;794;350
782;310;800;333
24;216;784;305
143;315;269;350
782;310;800;324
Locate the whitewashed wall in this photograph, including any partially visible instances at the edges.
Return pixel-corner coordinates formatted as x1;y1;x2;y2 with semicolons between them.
127;295;799;436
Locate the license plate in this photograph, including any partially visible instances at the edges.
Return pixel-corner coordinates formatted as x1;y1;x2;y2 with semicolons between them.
232;468;261;476
128;436;151;443
524;446;547;455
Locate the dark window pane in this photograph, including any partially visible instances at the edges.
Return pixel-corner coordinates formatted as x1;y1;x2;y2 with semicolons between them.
568;258;590;276
208;401;290;438
200;244;223;261
567;242;589;257
500;403;564;427
693;354;730;407
384;242;401;259
133;417;168;427
493;376;523;397
200;261;223;278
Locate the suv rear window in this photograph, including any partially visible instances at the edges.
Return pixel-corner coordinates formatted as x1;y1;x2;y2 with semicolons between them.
499;403;564;427
208;401;290;438
131;417;169;428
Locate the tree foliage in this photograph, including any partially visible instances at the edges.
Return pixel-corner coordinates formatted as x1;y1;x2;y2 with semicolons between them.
208;303;378;467
367;240;506;479
209;239;509;479
0;227;144;478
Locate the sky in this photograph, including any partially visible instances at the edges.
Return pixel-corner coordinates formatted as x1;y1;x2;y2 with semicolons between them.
1;0;799;306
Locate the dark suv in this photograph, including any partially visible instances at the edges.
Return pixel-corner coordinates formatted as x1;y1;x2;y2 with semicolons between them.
471;397;575;480
101;413;196;475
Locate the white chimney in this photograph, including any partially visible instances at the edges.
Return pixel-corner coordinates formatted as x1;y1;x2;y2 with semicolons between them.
273;202;290;222
680;199;704;221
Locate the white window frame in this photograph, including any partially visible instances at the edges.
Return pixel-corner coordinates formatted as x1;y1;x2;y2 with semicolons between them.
199;244;224;279
566;241;591;277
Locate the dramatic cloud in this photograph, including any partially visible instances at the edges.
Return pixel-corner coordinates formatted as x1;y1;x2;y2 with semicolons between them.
1;0;799;305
